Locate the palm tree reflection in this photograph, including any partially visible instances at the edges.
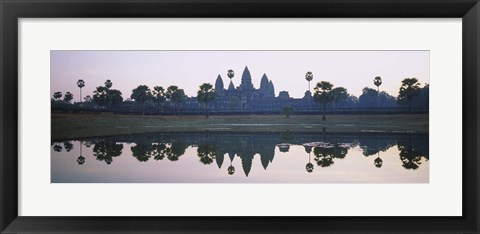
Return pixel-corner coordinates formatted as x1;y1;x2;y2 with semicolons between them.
314;146;335;168
53;143;63;152
77;140;85;165
93;141;123;164
167;142;187;161
304;145;314;173
374;152;383;168
197;144;216;165
227;153;235;175
63;141;74;152
397;135;428;170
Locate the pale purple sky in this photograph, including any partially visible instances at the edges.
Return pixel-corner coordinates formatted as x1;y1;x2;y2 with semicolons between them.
50;51;429;101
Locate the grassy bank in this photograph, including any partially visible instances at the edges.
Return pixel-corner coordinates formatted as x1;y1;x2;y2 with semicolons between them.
51;113;429;141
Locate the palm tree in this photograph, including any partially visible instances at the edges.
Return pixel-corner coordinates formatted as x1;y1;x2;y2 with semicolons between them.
373;76;382;108
76;79;85;103
166;86;186;115
93;86;109;107
197;83;215;118
107;89;123;110
330;87;348;111
131;85;152;115
53;91;62;101
153;86;166;112
305;71;314;109
305;71;313;92
227;69;235;100
64;92;73;103
313;81;334;121
227;69;235;80
104;79;113;89
397;78;421;112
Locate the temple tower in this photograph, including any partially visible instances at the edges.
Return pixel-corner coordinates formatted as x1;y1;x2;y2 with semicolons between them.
239;66;254;91
214;74;224;97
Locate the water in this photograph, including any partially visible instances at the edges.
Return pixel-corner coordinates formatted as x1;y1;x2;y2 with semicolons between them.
51;131;429;183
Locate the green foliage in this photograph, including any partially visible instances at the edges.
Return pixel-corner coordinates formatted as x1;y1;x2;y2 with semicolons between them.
166;86;186;103
197;83;215;117
130;142;153;162
107;89;123;107
398;144;423;170
168;142;187;161
330;87;348;108
197;144;216;165
166;85;186;114
64;92;73;103
313;81;334;104
84;95;93;103
131;85;152;104
373;76;382;87
227;69;235;79
153;86;166;105
397;78;421;111
313;146;335;167
305;71;313;82
93;141;123;165
313;81;334;120
53;91;62;100
104;79;113;89
93;86;109;106
197;83;215;104
77;79;85;88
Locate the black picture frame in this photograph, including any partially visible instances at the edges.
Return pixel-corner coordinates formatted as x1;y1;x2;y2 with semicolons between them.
1;0;479;233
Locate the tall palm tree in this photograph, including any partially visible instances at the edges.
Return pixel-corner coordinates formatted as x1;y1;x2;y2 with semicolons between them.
197;83;215;118
373;76;382;108
313;81;334;121
227;69;235;100
305;71;314;109
305;71;313;92
77;79;85;103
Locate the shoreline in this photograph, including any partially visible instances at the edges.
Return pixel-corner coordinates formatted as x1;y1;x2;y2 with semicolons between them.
51;113;429;141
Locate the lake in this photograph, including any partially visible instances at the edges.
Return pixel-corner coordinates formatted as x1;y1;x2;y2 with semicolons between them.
51;131;429;183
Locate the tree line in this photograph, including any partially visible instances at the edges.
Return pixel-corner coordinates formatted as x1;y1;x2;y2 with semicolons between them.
52;73;428;119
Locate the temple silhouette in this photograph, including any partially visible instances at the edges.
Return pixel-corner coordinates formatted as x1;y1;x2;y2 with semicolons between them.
185;66;315;113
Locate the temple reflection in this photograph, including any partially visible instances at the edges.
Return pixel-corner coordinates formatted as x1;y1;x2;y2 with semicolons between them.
53;131;429;177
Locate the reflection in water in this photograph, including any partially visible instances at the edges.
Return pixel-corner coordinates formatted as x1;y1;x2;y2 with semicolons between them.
51;131;429;183
77;140;85;165
94;141;123;164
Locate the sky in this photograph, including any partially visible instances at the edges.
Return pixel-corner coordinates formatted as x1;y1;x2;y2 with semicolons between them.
50;51;429;101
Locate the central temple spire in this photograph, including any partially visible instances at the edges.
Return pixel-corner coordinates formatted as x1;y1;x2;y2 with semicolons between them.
240;66;254;90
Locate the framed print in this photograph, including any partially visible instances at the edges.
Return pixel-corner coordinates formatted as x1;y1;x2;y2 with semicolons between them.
1;0;479;233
